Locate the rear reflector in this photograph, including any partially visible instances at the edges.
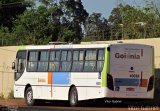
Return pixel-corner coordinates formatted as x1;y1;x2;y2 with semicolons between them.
140;79;148;87
126;87;135;91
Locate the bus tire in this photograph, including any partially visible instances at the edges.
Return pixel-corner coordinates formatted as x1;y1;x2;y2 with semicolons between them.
25;87;36;106
69;87;79;107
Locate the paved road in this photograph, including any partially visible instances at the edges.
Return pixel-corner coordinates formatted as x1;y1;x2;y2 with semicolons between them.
17;107;125;111
0;99;159;111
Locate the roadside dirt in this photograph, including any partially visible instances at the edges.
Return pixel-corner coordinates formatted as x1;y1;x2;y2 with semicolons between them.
0;99;26;106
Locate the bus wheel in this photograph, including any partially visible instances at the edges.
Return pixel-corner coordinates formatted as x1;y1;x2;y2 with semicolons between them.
69;87;78;107
25;87;36;106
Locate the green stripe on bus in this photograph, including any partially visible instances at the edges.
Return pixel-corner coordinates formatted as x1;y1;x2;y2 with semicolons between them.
102;47;110;87
17;45;26;50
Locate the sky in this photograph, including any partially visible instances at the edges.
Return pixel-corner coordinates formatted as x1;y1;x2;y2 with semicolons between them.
81;0;146;19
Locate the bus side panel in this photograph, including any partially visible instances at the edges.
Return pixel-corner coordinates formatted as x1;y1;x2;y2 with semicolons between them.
70;72;88;100
86;72;102;100
50;87;70;100
33;72;70;100
14;85;25;98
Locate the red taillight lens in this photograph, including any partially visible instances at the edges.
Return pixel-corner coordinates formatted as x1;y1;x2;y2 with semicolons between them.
107;74;114;91
147;75;154;91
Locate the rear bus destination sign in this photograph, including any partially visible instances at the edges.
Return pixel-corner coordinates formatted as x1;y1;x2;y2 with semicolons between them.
115;48;142;59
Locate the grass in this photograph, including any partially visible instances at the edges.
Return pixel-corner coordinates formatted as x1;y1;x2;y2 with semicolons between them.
0;93;4;100
7;90;14;99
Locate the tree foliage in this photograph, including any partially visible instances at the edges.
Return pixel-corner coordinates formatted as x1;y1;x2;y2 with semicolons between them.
0;26;15;45
108;0;160;39
0;0;160;46
84;13;110;41
0;0;31;30
13;5;60;44
59;0;88;42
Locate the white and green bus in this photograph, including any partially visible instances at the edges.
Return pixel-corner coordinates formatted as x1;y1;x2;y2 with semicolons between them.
12;43;154;106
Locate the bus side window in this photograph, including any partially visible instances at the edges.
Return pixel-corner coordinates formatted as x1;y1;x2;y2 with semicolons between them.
72;50;84;72
55;51;60;61
79;51;84;60
27;51;38;72
17;59;25;72
83;50;97;72
73;51;79;61
97;49;104;71
84;61;96;72
37;51;49;71
49;50;60;71
60;50;72;72
16;51;26;73
98;49;104;60
72;61;83;71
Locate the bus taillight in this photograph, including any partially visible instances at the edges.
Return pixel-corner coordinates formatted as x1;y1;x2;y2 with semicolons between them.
107;74;114;91
147;75;154;92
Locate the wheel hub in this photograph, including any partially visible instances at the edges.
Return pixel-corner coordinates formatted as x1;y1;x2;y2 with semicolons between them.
27;91;33;103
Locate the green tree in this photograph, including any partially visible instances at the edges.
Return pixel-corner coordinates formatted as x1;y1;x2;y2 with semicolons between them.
108;4;124;40
84;13;110;41
0;0;31;30
108;2;160;40
38;0;88;43
59;27;76;42
13;5;61;45
0;26;15;46
59;0;88;42
141;0;160;38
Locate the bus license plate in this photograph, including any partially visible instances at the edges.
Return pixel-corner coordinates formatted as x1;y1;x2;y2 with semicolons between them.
126;88;135;91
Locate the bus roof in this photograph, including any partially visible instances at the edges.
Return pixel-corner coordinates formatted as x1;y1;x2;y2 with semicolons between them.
21;43;152;50
25;44;110;50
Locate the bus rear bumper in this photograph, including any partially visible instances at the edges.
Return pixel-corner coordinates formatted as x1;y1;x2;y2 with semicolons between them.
102;87;154;99
114;89;154;99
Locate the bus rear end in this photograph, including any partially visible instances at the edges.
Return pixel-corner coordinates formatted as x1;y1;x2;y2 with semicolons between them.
108;43;154;99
